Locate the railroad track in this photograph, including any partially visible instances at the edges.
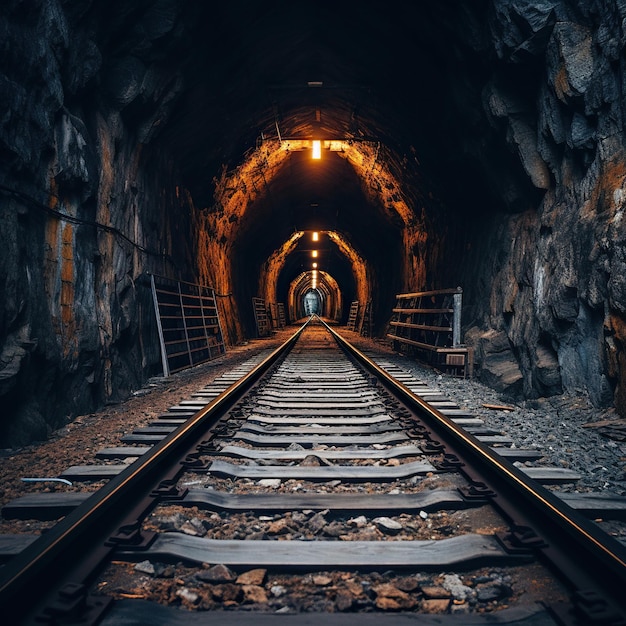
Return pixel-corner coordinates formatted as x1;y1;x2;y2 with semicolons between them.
1;317;626;624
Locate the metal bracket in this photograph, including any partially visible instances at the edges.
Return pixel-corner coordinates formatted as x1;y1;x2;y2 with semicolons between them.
458;481;495;501
433;453;465;471
214;425;236;437
106;521;157;550
495;525;547;555
546;592;626;626
180;453;211;471
198;435;219;452
572;589;625;624
384;399;401;410
421;439;445;454
36;582;112;625
150;479;190;500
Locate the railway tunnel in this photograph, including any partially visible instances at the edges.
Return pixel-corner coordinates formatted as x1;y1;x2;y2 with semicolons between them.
2;0;626;447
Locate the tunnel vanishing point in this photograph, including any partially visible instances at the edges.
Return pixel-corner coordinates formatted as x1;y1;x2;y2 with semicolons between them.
2;0;626;447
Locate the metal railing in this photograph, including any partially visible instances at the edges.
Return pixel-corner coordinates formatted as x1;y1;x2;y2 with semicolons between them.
150;274;226;376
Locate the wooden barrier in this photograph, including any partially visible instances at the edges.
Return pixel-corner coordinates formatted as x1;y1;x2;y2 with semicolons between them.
347;301;359;331
253;297;271;337
269;302;286;330
358;300;372;337
386;288;473;377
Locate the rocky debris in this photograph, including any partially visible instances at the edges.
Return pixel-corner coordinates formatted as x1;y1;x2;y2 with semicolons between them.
241;584;268;604
236;569;267;586
96;561;563;614
257;478;281;488
143;504;489;544
196;564;237;584
442;573;473;602
372;516;403;535
373;582;418;610
366;346;626;500
300;454;332;466
583;418;626;442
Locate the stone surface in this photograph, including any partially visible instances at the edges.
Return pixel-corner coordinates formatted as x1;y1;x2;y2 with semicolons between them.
2;0;626;448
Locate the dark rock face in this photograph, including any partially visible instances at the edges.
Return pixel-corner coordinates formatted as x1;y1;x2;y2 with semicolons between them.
0;0;195;446
1;0;626;446
456;0;626;412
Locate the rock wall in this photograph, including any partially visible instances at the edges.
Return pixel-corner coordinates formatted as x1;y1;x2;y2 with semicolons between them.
0;0;197;446
454;0;626;413
2;0;626;447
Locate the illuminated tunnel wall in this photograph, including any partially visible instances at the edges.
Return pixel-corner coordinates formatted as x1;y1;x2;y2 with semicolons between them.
288;271;342;322
196;140;424;342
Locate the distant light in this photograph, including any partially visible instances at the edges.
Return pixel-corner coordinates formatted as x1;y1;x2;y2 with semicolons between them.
312;140;321;159
312;250;318;258
312;231;319;241
312;262;317;268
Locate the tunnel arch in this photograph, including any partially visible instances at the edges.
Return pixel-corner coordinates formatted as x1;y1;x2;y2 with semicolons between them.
288;271;341;322
302;289;322;316
257;229;366;327
196;139;418;342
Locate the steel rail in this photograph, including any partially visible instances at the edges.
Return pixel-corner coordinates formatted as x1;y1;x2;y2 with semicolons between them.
322;316;626;619
0;318;310;623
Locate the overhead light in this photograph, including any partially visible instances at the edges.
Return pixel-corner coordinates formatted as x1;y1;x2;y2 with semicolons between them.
312;262;317;268
312;250;318;258
312;140;321;159
312;231;319;241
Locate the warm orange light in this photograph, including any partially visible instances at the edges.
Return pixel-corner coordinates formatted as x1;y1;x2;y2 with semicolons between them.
312;140;321;159
312;262;318;268
312;231;319;241
312;250;318;258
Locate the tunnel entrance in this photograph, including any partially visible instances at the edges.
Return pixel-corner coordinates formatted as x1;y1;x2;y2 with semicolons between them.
303;289;321;316
224;148;406;339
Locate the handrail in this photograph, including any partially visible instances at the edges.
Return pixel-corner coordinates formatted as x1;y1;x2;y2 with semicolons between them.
394;287;462;298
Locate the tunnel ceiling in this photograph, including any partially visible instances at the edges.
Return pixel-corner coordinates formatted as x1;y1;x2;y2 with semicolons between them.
151;1;493;212
232;150;403;286
125;0;507;334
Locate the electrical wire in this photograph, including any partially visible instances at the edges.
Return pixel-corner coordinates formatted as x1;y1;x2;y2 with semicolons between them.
1;183;236;297
0;183;172;261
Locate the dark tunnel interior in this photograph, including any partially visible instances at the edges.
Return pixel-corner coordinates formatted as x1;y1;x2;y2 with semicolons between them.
3;0;626;445
144;1;513;340
230;149;404;336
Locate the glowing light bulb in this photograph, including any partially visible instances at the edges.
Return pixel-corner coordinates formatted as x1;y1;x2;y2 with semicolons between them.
312;140;321;159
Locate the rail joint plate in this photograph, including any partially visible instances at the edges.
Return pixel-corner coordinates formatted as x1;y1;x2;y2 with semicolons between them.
106;521;157;550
